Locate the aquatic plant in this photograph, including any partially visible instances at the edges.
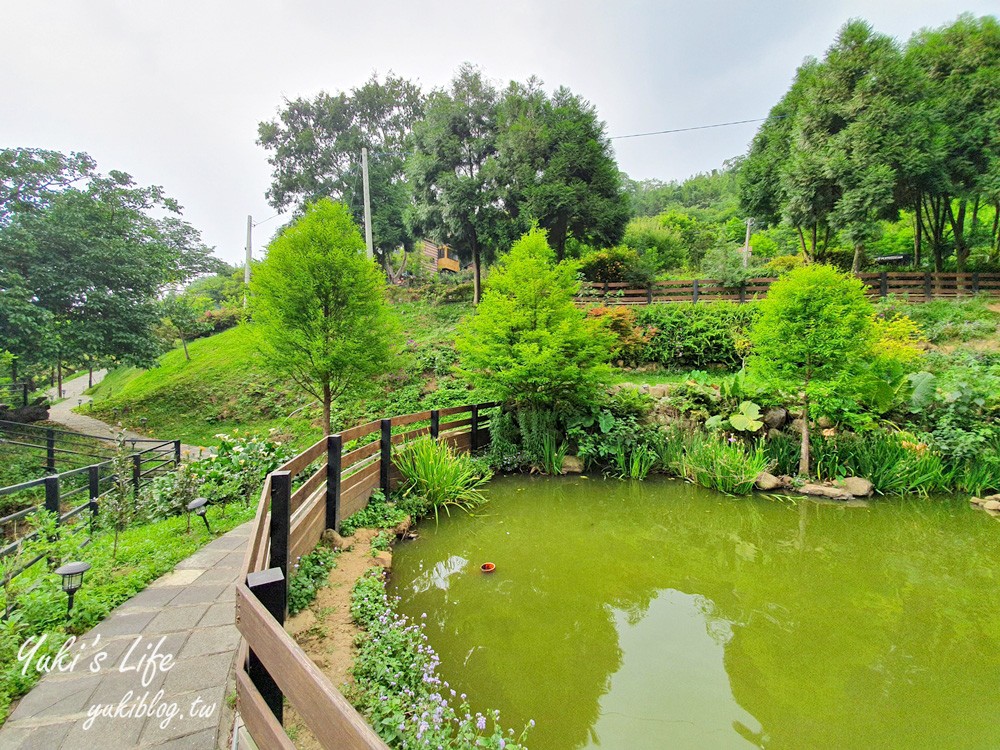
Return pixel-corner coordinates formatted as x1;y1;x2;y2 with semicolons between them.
393;436;492;521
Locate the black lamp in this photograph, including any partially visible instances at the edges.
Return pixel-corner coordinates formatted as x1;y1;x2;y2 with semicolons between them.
55;561;91;614
187;497;211;532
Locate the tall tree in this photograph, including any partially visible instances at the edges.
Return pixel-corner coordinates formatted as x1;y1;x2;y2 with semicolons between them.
258;73;424;268
498;82;629;261
408;64;507;304
0;148;94;224
250;199;397;433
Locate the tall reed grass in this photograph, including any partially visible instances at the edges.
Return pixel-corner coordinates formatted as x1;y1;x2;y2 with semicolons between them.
393;436;492;521
658;427;772;495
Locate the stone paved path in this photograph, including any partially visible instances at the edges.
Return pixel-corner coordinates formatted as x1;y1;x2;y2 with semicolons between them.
45;371;205;461
0;523;251;749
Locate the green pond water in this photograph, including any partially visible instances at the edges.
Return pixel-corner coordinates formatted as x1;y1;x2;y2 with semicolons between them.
388;475;1000;750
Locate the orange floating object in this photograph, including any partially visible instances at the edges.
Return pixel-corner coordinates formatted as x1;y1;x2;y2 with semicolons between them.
480;562;496;573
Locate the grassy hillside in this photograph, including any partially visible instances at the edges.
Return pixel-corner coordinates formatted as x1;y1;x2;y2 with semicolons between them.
85;299;476;449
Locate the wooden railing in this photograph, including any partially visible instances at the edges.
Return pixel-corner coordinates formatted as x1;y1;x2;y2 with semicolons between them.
236;403;495;749
578;272;1000;306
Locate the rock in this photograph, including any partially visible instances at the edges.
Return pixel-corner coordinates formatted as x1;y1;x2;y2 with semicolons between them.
835;477;874;498
983;493;1000;503
778;475;795;488
763;407;788;429
766;428;783;440
799;483;854;501
372;551;393;569
635;364;659;373
822;427;837;437
392;516;413;537
755;472;782;491
617;359;625;367
649;385;670;399
817;416;834;429
970;497;985;506
790;418;806;434
321;529;351;550
983;500;1000;512
639;384;650;394
562;455;585;474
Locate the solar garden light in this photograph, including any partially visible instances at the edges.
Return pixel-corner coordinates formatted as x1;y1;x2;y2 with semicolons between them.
187;497;211;533
55;561;91;615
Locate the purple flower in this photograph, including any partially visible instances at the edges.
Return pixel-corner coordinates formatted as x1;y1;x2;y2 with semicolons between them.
476;715;486;731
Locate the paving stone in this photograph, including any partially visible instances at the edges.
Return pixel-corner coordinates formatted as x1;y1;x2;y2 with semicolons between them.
147;605;208;634
197;603;235;628
175;549;228;569
208;532;249;550
159;652;234;696
169;583;228;607
0;720;73;749
59;708;145;748
125;585;187;610
86;666;168;707
6;674;96;722
141;727;217;749
137;685;225;746
150;569;206;587
90;610;158;640
179;626;240;659
192;565;240;585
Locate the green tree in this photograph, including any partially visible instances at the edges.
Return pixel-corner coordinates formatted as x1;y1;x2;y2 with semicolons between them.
258;73;424;267
408;64;507;304
456;227;612;413
250;199;397;433
748;265;877;476
498;82;629;261
161;293;211;361
0;148;94;224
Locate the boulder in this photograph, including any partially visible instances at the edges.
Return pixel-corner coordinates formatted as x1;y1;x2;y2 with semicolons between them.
649;385;670;399
767;428;783;441
835;477;874;498
969;497;985;506
639;384;650;394
983;500;1000;512
983;494;1000;503
393;515;413;537
790;418;806;434
755;472;782;491
799;483;854;501
762;407;788;429
778;475;795;488
321;529;352;550
817;416;834;429
372;551;393;569
562;455;585;474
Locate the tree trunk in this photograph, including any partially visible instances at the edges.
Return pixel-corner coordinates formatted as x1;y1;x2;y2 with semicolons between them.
10;358;17;385
991;202;1000;262
471;236;482;305
322;383;331;436
810;224;818;261
913;199;922;267
851;243;864;273
181;335;190;361
799;390;810;478
796;226;809;260
88;365;93;389
948;199;968;274
57;361;63;399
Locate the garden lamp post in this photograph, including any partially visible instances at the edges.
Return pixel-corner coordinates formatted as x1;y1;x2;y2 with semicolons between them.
55;561;91;615
187;497;211;533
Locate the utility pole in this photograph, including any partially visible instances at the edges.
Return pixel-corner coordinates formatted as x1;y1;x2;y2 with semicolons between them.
244;215;253;307
742;217;754;268
361;147;373;259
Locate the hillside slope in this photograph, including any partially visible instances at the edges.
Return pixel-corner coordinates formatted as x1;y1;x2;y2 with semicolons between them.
86;300;475;448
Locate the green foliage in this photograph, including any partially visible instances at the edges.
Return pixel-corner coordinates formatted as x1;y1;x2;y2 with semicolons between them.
635;302;759;369
877;295;999;343
349;572;530;748
339;490;408;537
566;389;658;473
393;437;492;521
728;401;765;432
623;216;686;271
585;307;652;366
188;430;290;505
457;228;612;412
578;245;653;286
701;244;762;287
369;531;392;556
613;443;658;480
669;431;773;495
539;433;567;476
288;544;337;616
251;199;398;432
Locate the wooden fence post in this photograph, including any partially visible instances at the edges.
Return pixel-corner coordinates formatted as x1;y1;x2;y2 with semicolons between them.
692;279;700;304
44;475;60;518
646;284;653;305
46;429;56;474
430;410;440;440
380;419;392;500
739;283;746;304
269;471;291;608
326;435;342;531
470;405;480;452
924;273;933;300
973;272;980;295
21;383;28;408
246;568;286;724
880;272;888;297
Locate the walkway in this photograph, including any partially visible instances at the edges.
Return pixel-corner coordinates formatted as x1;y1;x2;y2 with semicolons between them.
0;522;251;749
45;371;205;461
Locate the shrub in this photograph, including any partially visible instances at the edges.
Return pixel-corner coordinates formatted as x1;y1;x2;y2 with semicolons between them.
579;245;654;286
339;490;408;537
393;437;492;521
623;217;685;271
586;306;652;366
189;430;290;505
671;432;772;495
288;544;337;615
877;295;999;343
701;245;762;287
635;302;760;369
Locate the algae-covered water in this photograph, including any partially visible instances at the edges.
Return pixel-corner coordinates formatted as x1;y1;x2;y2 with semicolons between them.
389;475;1000;750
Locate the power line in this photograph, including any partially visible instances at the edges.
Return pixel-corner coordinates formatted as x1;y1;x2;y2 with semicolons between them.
253;212;282;228
609;116;784;141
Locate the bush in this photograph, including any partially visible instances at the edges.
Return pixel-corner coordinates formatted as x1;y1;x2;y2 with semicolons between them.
669;431;772;495
200;305;242;335
393;437;492;521
876;295;999;343
339;490;408;536
586;307;652;366
578;245;654;286
189;430;290;505
635;302;760;369
288;544;337;615
623;217;685;271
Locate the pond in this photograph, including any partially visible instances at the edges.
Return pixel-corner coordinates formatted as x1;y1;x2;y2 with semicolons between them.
389;474;1000;750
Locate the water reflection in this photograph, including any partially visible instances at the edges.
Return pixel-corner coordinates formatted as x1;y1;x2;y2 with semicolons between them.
389;475;1000;750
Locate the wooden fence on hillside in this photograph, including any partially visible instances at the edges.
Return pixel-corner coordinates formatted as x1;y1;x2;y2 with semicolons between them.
578;272;1000;306
236;403;494;749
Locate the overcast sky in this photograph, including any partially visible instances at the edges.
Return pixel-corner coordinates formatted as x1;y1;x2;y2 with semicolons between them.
2;1;994;266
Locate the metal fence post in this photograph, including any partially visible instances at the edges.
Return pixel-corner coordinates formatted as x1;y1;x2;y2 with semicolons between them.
44;475;60;518
430;410;440;440
46;429;56;474
325;435;342;531
173;440;181;467
89;465;100;532
269;471;291;599
380;419;392;499
22;383;28;408
132;453;142;496
246;568;286;724
470;405;480;452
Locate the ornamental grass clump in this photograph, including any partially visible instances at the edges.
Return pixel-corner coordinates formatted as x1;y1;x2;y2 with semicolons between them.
393;437;492;522
349;572;531;749
672;432;772;496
